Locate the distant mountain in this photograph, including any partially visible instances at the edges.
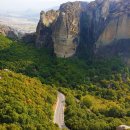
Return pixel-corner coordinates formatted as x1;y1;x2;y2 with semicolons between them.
0;6;59;38
0;10;38;34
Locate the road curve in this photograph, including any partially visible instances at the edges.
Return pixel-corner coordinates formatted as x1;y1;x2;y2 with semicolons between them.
54;92;66;129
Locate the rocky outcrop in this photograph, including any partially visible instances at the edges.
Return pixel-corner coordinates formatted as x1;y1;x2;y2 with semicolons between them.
52;2;83;57
21;33;36;44
96;0;130;48
95;0;130;58
36;0;130;58
78;0;110;57
0;24;19;39
36;2;89;57
0;24;36;43
116;125;130;130
35;10;59;48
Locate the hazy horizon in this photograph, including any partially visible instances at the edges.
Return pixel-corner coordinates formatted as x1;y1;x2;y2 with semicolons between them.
0;0;92;13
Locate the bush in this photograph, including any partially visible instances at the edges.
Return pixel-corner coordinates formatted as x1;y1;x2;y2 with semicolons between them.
107;107;126;118
81;96;93;108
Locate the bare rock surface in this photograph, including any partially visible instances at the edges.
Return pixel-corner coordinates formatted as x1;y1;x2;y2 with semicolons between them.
36;0;130;58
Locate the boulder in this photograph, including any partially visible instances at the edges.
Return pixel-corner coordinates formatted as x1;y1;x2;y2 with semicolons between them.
116;125;130;130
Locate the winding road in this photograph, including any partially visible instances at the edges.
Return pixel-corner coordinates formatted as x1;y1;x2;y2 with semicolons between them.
54;92;67;129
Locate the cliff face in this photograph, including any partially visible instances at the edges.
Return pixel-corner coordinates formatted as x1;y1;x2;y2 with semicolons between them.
36;0;130;58
78;0;110;57
96;0;130;49
36;10;59;48
52;2;84;57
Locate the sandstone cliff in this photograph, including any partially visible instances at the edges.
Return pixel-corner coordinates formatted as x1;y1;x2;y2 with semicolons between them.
36;0;130;58
96;0;130;47
36;10;59;48
52;2;83;57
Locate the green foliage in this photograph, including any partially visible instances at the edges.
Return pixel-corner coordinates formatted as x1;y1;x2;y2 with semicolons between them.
107;107;126;118
0;35;130;130
0;70;59;130
81;96;93;108
0;35;125;88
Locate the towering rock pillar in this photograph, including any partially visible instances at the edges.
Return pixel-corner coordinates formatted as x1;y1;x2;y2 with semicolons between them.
52;2;84;58
36;10;59;48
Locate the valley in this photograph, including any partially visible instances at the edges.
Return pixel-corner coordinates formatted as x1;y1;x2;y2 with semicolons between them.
0;15;37;33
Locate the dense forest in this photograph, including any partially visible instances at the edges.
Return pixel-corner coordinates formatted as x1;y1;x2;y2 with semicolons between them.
0;35;130;130
0;70;59;130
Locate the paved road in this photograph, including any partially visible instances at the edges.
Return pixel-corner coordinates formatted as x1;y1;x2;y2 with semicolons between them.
54;92;66;129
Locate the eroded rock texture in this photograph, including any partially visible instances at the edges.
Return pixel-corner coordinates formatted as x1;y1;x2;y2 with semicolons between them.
52;2;86;57
78;0;110;57
96;0;130;47
36;0;130;58
36;10;59;48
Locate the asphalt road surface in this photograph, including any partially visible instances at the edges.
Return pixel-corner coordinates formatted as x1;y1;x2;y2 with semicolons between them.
54;92;66;129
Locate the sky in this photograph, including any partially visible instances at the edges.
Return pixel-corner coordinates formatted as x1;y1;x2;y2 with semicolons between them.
0;0;92;12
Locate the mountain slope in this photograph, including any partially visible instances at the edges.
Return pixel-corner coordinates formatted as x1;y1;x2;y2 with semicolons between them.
0;33;130;130
0;70;59;130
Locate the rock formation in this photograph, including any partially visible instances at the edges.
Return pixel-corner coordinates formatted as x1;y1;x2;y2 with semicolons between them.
21;33;36;44
116;125;130;130
0;24;36;43
52;2;87;58
36;2;88;57
36;10;59;48
36;0;130;58
96;0;130;53
0;24;19;39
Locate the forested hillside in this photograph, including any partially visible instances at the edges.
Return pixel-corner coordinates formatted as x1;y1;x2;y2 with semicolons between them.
0;70;59;130
0;35;130;130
